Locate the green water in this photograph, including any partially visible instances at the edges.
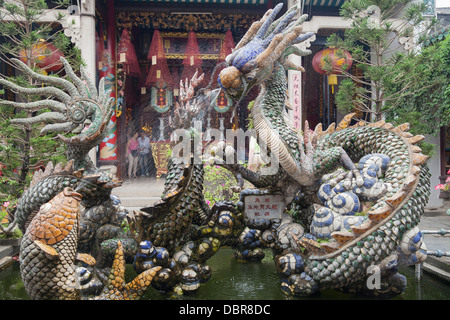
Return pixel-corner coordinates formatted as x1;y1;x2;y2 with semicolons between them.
1;248;449;300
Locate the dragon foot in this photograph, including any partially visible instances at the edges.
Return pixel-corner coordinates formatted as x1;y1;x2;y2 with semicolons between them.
93;241;161;300
280;273;319;297
134;239;218;296
342;254;408;298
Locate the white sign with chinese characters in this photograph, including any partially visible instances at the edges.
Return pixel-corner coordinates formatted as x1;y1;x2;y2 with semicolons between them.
244;194;285;220
288;69;302;131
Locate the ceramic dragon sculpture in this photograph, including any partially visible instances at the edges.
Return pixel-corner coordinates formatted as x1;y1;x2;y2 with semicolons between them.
0;58;159;299
216;3;431;297
128;72;245;295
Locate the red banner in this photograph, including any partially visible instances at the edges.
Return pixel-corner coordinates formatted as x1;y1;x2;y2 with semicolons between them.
98;0;117;162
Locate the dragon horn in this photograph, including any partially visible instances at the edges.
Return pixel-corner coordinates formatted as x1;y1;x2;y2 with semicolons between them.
257;26;303;68
263;4;299;45
255;3;283;39
233;9;272;52
80;65;98;99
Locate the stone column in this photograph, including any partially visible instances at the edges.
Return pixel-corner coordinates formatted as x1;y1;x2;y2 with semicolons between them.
80;0;98;168
63;0;97;167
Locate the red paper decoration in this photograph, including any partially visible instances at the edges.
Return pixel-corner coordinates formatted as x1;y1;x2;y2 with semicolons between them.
117;29;141;78
181;30;203;83
19;41;64;72
146;30;173;88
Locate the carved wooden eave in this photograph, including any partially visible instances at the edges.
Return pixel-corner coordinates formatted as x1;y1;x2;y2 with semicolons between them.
116;11;262;33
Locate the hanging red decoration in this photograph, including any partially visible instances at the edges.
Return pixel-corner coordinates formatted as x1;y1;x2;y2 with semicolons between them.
146;30;173;88
117;29;141;78
219;30;235;63
212;29;235;110
181;30;203;83
19;41;64;72
312;47;352;93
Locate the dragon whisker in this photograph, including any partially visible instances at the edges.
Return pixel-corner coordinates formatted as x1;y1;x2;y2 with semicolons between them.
11;111;67;125
41;121;78;134
0;99;66;112
11;58;79;98
0;79;71;104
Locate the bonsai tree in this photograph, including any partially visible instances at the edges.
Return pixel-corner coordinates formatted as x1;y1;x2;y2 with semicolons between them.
0;0;84;236
326;0;437;122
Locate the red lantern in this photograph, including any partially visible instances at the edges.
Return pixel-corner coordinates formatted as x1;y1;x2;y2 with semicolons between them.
312;48;352;93
19;41;64;72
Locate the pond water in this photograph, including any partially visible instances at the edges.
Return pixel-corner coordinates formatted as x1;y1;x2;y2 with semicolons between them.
1;248;449;300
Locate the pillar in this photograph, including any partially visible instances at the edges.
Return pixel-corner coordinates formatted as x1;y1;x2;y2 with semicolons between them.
98;0;118;166
79;0;98;167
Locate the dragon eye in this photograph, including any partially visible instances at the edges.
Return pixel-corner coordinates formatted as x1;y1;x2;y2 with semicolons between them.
246;70;256;82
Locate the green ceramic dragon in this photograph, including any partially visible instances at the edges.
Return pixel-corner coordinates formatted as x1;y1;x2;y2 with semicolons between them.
216;3;431;297
0;58;158;299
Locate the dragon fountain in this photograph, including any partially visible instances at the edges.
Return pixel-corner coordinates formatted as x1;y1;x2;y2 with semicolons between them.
2;2;432;299
128;71;245;294
0;58;160;299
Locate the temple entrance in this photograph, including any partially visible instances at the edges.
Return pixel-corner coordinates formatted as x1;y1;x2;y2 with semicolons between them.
95;4;266;179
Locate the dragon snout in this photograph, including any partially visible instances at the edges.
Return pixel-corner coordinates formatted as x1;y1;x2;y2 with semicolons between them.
218;66;243;89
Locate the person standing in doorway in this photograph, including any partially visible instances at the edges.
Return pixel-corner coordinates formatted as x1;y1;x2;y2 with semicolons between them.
127;132;139;178
138;130;151;177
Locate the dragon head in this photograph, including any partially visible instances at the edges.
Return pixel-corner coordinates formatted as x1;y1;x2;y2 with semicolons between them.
0;58;114;168
218;3;314;101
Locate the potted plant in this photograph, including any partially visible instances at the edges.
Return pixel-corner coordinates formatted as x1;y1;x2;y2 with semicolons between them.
434;169;450;215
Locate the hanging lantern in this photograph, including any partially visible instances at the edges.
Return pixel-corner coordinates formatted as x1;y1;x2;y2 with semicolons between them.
312;48;352;94
19;41;64;72
181;30;203;84
146;30;173;88
117;29;141;78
